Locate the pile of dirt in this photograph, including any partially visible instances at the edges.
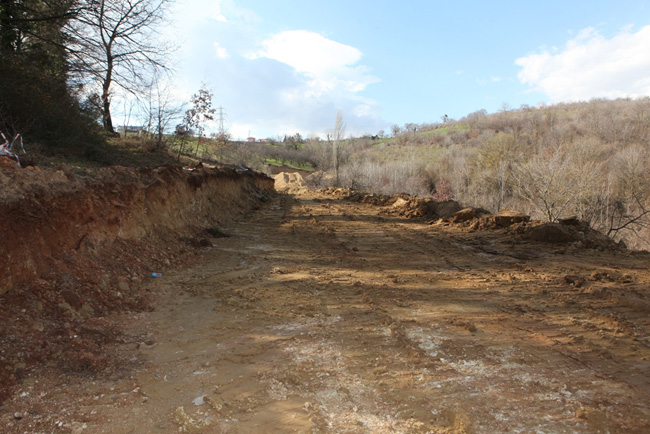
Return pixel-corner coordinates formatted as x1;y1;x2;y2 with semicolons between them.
318;187;463;219
318;187;626;253
526;220;626;251
444;208;531;230
274;172;307;193
0;158;275;403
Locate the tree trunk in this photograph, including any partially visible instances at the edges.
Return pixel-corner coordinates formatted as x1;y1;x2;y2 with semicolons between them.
102;98;114;133
102;57;115;133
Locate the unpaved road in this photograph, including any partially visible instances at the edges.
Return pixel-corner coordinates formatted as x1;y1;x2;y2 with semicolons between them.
4;190;650;433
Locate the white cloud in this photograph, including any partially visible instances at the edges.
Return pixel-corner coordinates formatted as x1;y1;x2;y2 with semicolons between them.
165;6;386;138
214;42;229;59
516;26;650;101
252;30;380;95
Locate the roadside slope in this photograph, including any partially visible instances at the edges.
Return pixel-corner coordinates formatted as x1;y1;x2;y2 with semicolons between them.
0;159;274;403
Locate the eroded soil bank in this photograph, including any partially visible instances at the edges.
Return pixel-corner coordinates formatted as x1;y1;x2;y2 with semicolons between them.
2;186;649;433
0;160;274;403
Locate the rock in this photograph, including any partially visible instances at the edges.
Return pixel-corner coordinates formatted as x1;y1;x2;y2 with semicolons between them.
488;210;530;227
58;302;79;318
453;208;477;222
117;280;130;293
392;197;410;209
79;303;95;318
453;207;489;222
564;275;584;287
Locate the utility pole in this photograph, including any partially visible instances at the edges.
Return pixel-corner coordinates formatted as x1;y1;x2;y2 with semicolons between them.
216;106;227;134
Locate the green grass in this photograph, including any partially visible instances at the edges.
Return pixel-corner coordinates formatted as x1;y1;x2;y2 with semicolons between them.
418;124;470;137
263;158;315;171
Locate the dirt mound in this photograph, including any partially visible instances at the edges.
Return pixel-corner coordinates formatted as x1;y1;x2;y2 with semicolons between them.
274;171;307;193
528;222;575;243
525;220;625;251
0;159;274;403
318;188;463;219
317;186;625;253
452;207;491;222
486;209;531;227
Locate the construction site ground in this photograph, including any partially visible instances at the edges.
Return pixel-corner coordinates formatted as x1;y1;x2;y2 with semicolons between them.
2;187;650;433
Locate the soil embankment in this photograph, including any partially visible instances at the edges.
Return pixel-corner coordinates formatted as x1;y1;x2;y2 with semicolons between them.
0;159;274;403
0;160;274;292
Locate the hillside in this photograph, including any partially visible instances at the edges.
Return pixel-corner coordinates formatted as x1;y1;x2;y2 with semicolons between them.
257;98;650;250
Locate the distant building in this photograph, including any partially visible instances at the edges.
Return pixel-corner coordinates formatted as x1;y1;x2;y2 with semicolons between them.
246;137;256;142
118;125;147;136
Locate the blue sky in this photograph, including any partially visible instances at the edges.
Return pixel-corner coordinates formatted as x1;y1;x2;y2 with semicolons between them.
158;0;650;139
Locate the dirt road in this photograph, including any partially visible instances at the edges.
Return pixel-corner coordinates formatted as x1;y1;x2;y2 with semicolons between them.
4;190;650;433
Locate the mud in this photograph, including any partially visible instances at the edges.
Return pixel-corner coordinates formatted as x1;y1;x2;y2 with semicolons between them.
1;184;649;433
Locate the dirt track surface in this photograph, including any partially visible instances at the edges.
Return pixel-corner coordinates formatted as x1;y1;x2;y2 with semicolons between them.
3;189;650;433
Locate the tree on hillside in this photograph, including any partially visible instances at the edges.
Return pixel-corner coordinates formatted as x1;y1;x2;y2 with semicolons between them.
602;146;650;245
513;145;601;222
67;0;173;133
0;0;101;149
184;85;215;157
211;131;231;163
140;72;185;148
283;133;304;151
330;110;345;186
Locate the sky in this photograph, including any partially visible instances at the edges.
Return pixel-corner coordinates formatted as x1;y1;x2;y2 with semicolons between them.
148;0;650;140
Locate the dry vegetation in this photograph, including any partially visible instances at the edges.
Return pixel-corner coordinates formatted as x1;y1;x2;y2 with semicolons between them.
125;98;650;250
243;98;649;250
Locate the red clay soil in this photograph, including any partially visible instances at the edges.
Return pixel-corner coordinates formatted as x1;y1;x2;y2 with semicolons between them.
0;157;274;404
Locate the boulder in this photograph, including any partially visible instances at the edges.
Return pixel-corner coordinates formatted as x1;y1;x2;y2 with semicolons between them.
488;210;530;227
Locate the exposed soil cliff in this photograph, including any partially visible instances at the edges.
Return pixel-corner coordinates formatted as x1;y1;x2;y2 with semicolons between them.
0;158;274;402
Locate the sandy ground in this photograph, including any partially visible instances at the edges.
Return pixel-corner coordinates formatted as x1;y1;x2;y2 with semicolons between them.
3;189;650;433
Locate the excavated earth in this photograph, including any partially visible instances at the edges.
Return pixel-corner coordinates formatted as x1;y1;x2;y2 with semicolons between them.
1;164;650;433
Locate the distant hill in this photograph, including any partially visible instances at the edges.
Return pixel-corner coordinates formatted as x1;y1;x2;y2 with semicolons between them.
296;98;650;249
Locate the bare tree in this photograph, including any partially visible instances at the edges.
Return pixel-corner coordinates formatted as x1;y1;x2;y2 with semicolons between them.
68;0;173;133
140;74;184;147
211;131;231;163
331;110;345;186
185;85;216;157
513;146;601;222
602;146;650;246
